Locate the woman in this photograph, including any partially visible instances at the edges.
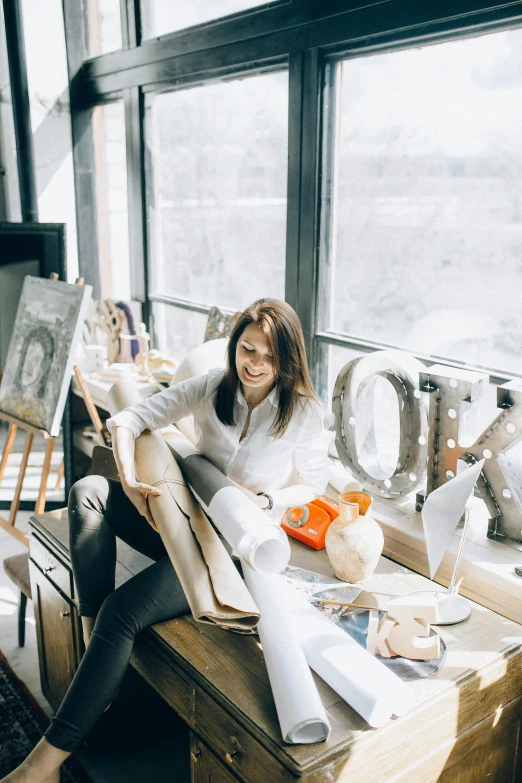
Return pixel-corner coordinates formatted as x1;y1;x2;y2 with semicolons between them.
2;299;331;783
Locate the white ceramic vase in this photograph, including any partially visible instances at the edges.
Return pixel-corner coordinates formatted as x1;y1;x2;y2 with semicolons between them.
325;491;384;583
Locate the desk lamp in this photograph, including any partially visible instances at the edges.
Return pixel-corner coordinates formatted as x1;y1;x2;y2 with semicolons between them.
412;459;485;624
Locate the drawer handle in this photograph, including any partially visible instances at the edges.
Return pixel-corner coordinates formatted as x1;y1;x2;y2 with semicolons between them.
59;611;70;619
43;566;56;574
225;751;240;764
190;750;202;762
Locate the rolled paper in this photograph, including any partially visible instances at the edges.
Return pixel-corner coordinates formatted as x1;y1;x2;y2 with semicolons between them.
283;580;414;728
107;380;260;630
165;439;291;574
242;562;330;743
163;432;328;744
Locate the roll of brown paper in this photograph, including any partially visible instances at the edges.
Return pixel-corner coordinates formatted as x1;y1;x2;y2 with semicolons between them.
107;379;260;630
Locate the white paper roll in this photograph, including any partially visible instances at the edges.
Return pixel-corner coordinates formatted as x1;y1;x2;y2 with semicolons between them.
283;580;414;728
208;486;290;574
242;563;330;743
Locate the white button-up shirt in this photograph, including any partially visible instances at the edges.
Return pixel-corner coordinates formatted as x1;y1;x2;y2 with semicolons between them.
106;368;332;496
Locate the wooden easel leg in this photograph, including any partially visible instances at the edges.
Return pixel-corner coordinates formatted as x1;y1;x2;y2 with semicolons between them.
73;365;109;446
35;437;55;515
0;423;17;483
8;432;34;526
54;459;65;492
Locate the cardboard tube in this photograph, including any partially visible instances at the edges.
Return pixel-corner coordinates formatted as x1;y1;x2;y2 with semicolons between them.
107;380;259;630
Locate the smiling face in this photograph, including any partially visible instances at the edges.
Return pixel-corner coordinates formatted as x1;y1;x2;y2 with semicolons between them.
235;323;277;397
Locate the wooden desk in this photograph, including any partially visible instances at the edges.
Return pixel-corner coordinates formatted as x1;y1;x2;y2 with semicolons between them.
29;509;522;783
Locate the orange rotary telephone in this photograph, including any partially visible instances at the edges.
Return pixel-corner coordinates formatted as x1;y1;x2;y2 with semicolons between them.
281;496;340;550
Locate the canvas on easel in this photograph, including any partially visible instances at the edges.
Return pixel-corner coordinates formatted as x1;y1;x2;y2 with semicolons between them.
0;276;92;437
0;276;91;544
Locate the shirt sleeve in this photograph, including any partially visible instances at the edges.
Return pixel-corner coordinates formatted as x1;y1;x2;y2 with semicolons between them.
292;401;334;495
106;372;210;439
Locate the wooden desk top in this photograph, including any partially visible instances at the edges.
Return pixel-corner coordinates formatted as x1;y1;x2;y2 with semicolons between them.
30;509;522;783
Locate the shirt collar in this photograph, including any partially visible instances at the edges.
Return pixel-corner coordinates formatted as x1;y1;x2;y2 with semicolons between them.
237;384;278;408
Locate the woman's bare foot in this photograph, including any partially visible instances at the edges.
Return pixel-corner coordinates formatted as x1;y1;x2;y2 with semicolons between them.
0;738;70;783
0;770;59;783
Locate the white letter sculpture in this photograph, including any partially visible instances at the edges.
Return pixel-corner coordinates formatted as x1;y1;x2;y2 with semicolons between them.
333;351;428;498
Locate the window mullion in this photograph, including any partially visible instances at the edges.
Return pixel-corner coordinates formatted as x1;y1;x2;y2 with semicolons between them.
124;86;148;321
292;49;322;370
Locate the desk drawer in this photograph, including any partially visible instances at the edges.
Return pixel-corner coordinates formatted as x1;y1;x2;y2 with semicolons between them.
132;635;194;726
30;533;73;599
194;689;292;783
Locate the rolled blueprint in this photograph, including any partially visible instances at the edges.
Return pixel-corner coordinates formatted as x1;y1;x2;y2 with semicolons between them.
242;562;330;743
284;579;414;727
107;380;259;630
162;429;329;744
164;435;290;574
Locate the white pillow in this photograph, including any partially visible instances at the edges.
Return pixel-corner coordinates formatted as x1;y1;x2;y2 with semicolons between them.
169;337;228;444
169;337;228;386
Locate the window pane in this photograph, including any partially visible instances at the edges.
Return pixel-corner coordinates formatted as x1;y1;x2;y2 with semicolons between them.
321;29;522;376
146;72;288;310
323;343;363;409
0;2;21;220
87;0;122;57
141;0;277;39
93;101;130;300
151;303;209;360
21;0;78;277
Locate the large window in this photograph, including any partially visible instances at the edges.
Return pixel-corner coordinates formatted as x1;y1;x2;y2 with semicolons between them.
145;70;288;349
318;28;522;379
0;1;21;220
151;304;209;360
141;0;280;39
20;0;78;278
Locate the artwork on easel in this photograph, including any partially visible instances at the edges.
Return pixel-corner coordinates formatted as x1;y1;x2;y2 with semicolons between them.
0;276;92;437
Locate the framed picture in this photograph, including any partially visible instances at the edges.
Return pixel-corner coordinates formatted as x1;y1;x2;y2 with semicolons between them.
0;223;67;372
0;276;92;437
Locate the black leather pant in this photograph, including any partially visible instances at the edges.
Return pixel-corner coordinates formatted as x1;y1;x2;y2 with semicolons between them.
44;476;190;752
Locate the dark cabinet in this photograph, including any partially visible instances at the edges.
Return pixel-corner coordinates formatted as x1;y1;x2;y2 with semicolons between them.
190;735;237;783
30;564;82;710
28;520;83;712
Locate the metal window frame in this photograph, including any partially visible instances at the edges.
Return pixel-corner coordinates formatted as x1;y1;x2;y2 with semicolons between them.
55;0;522;380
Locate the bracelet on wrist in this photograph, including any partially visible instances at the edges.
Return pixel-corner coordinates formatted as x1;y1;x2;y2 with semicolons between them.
256;491;273;511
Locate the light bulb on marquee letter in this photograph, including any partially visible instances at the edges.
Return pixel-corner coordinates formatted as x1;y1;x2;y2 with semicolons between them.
333;351;429;498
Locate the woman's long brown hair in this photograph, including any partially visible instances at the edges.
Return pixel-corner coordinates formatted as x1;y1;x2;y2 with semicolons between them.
214;299;319;436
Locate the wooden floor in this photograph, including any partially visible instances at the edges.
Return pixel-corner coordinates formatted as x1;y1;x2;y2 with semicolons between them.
0;510;54;719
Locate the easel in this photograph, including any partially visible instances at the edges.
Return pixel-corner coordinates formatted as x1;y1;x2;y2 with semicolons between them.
0;275;85;546
0;412;57;545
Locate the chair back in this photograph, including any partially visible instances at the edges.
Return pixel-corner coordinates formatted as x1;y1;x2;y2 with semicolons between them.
91;445;120;482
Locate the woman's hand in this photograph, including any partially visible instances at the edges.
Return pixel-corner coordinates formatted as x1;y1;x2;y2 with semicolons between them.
227;478;269;509
121;480;162;531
